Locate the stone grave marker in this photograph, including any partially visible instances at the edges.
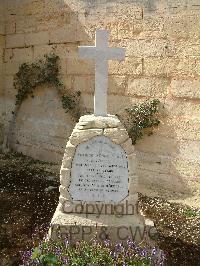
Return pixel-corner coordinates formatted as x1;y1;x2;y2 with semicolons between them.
50;29;146;243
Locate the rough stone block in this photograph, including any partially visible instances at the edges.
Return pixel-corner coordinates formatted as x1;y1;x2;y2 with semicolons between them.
121;138;135;155
163;15;189;39
50;205;145;243
67;58;95;75
0;35;5;47
4;49;13;63
171;157;200;178
127;77;169;97
137;168;189;194
4;75;14;90
33;44;54;59
128;175;138;194
77;115;121;130
69;129;103;146
74;75;94;93
144;57;196;77
124;39;174;58
6;33;25;48
49;25;76;44
12;47;33;62
60;168;71;187
5;61;20;75
5;17;16;34
118;19;143;39
25;31;49;46
103;128;129;145
109;57;142;75
164;99;200;117
178;140;200;163
171;79;200;99
136;151;171;174
136;134;177;156
108;75;126;95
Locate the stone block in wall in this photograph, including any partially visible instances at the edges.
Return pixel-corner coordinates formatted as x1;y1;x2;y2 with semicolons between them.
163;15;189;39
136;134;177;156
6;33;25;48
49;25;76;44
118;19;143;39
5;61;20;75
16;14;38;34
5;16;16;34
33;44;54;60
178;139;200;163
171;79;200;99
137;168;187;193
109;57;142;75
194;58;200;77
187;15;200;39
0;21;5;35
60;75;73;91
141;16;164;37
156;117;200;141
66;58;95;75
4;49;13;63
18;1;44;16
4;75;14;90
144;57;196;77
164;99;200;118
108;75;126;95
175;39;200;57
0;35;5;48
124;39;175;58
50;44;78;60
0;75;4;97
12;47;33;62
136;151;171;175
171;157;200;179
25;31;49;46
127;77;169;97
106;3;143;20
74;75;94;94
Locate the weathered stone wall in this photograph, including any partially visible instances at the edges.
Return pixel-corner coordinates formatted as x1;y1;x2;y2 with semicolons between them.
1;0;200;202
0;0;5;149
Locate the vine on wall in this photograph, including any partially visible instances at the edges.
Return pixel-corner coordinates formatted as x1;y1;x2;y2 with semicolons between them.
118;99;161;144
13;53;161;146
14;54;81;121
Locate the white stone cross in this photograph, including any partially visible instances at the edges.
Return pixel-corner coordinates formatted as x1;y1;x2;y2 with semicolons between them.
78;29;125;116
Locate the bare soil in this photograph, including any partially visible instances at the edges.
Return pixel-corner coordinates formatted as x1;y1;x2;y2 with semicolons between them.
0;152;199;266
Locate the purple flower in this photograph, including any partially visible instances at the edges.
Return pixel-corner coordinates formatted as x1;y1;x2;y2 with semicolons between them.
115;242;123;252
104;239;111;247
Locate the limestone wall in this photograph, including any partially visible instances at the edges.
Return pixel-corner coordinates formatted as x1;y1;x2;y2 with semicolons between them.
0;0;5;149
1;0;200;202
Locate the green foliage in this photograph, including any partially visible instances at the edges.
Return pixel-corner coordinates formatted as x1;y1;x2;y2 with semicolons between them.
119;99;161;145
14;54;161;137
14;54;81;121
22;238;166;266
183;209;200;218
61;91;81;121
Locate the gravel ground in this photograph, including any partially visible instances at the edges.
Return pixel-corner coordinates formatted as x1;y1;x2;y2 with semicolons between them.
0;152;199;266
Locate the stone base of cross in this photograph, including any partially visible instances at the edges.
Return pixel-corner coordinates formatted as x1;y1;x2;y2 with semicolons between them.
78;29;125;117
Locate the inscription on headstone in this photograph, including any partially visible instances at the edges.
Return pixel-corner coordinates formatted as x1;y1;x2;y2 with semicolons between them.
69;136;128;202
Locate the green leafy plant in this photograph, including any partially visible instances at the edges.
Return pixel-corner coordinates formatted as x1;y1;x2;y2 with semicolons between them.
183;209;200;218
13;54;161;145
14;54;81;121
118;99;161;144
22;237;166;265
